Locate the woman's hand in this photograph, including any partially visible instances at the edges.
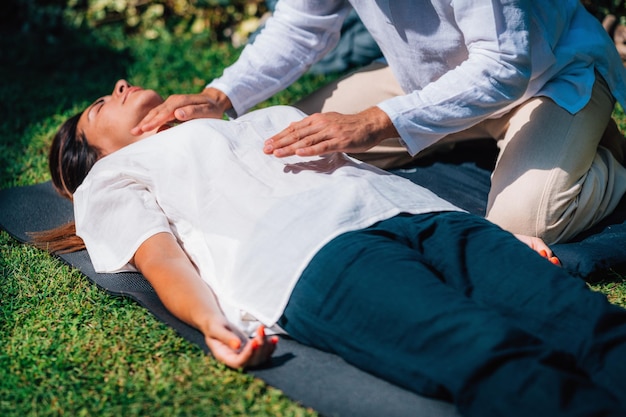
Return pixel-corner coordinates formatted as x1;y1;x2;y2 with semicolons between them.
131;87;232;135
205;323;278;369
514;234;561;266
263;107;399;158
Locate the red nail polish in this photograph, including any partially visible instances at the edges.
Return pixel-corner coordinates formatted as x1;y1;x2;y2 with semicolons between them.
271;336;279;345
229;339;241;350
539;249;548;258
251;339;259;350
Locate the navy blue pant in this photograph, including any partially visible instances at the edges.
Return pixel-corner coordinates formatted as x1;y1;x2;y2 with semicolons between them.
278;212;626;417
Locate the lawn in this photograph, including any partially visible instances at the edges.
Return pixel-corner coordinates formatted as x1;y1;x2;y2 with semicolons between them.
1;21;626;417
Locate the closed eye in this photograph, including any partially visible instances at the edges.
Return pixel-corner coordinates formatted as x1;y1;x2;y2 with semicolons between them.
87;98;105;121
94;98;105;113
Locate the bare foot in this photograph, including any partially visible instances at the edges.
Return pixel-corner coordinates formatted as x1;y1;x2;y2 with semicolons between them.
514;234;561;266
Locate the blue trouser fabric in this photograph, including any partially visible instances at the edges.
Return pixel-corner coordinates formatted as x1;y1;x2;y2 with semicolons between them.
278;212;626;416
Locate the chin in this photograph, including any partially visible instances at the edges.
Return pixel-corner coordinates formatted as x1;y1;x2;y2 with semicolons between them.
137;94;164;115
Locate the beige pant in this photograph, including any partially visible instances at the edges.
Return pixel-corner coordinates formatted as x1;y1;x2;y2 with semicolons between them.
295;63;626;244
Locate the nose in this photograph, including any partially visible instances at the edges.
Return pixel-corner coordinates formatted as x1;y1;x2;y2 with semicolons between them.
113;79;130;97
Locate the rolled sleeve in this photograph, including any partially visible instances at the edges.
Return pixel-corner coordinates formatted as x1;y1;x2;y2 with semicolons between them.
378;0;532;155
207;0;351;115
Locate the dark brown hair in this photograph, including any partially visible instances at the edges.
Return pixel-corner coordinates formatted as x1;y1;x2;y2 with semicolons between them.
31;112;100;253
30;221;84;254
49;112;100;200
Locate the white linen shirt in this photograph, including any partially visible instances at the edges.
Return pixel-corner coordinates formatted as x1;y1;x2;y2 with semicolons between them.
73;106;461;334
208;0;626;155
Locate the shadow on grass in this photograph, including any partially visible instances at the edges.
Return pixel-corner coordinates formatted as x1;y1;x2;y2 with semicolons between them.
0;25;133;187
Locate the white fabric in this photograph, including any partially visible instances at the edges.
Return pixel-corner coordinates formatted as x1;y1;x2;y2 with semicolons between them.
208;0;626;156
74;106;461;333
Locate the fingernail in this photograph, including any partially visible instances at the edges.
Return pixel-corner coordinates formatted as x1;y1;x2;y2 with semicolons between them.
539;249;548;258
229;339;241;350
257;325;265;338
549;256;560;265
175;109;186;119
251;339;259;350
263;145;273;153
270;336;279;345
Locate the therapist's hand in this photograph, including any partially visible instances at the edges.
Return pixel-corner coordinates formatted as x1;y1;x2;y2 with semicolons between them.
131;87;233;135
263;107;399;158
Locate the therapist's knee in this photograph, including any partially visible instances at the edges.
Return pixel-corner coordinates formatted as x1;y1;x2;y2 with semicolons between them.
487;148;626;244
484;180;575;245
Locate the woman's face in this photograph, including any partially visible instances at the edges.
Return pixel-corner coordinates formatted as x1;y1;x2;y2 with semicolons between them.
78;79;164;156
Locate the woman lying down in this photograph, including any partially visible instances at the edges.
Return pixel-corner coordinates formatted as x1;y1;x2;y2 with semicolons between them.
36;80;626;417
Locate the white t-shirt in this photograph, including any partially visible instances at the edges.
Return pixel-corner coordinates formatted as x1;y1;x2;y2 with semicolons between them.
209;0;626;155
74;106;461;333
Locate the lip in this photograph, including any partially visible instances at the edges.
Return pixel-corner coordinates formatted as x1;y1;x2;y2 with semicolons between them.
123;86;142;104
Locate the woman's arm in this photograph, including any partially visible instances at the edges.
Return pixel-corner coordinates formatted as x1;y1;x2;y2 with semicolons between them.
132;232;277;368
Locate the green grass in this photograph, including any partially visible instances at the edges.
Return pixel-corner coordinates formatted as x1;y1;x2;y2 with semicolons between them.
2;23;626;417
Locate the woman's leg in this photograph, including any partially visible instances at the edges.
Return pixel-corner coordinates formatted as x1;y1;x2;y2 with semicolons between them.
407;212;626;400
486;74;626;243
279;213;626;416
